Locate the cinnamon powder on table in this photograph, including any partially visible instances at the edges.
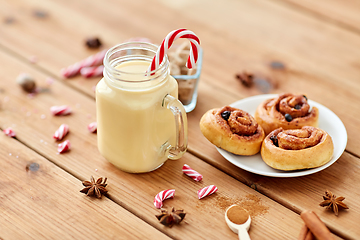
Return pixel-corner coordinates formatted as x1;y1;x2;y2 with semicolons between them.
196;193;269;219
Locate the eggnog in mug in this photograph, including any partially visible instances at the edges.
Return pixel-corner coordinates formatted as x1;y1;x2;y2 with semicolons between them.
96;42;188;173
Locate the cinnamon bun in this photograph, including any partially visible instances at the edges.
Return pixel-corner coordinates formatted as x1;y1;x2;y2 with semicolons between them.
200;106;265;155
254;93;319;135
261;126;334;170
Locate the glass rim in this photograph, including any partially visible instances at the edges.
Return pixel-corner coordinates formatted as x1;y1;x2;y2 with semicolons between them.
103;42;168;82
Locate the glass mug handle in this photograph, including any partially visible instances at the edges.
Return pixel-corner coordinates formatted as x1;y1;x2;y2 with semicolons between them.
162;94;188;159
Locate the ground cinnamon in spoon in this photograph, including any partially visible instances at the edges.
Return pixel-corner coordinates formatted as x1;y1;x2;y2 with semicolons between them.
227;205;249;224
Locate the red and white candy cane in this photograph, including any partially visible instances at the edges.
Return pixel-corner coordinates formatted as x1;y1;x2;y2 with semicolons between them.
182;164;203;181
80;65;104;78
87;122;97;133
50;105;72;116
3;127;16;137
61;49;107;78
148;28;200;73
154;189;175;209
53;124;69;141
198;185;218;199
58;140;71;153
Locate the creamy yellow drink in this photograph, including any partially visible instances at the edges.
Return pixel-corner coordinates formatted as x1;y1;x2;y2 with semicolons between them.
96;56;182;172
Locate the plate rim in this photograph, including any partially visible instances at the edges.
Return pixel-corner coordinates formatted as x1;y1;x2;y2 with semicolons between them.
216;94;347;177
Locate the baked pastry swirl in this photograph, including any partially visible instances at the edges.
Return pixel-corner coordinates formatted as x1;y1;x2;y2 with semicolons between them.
200;106;265;155
254;93;319;135
261;126;334;170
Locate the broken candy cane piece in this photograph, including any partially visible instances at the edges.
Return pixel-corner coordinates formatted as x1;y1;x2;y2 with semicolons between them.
53;124;69;141
60;50;107;78
3;127;16;137
80;65;104;78
87;122;97;133
154;189;175;209
182;164;203;181
58;140;71;153
50;105;72;116
198;185;218;199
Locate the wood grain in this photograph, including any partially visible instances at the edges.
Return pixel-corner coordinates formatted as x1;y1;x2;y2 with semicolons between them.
0;0;359;156
0;0;358;239
189;139;359;239
0;36;328;240
0;135;170;240
279;0;360;33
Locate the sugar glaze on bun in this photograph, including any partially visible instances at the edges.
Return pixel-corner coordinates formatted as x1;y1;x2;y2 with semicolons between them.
261;126;334;171
200;106;265;155
255;93;319;135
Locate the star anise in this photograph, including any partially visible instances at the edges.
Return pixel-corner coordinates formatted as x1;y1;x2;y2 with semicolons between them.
80;176;108;198
235;71;254;87
155;208;186;227
319;190;349;216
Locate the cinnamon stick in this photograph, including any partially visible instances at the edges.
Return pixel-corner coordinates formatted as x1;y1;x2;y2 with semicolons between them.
305;230;315;240
298;224;308;240
300;210;334;240
298;224;315;240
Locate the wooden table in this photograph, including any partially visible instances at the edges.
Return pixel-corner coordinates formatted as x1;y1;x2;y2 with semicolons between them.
0;0;359;239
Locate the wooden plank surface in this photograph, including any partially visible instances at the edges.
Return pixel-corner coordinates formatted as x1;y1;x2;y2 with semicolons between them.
189;137;359;239
0;47;323;239
0;135;170;240
1;0;359;157
1;0;359;239
279;0;360;33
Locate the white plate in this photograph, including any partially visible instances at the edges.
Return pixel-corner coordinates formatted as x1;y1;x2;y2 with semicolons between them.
216;94;347;177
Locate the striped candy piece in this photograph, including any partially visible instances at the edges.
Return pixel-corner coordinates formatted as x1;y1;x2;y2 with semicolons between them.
80;65;104;78
182;164;203;181
87;122;97;133
58;140;71;153
198;185;218;199
61;49;107;78
148;28;200;73
154;189;175;209
53;124;69;141
50;105;72;116
3;127;16;137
